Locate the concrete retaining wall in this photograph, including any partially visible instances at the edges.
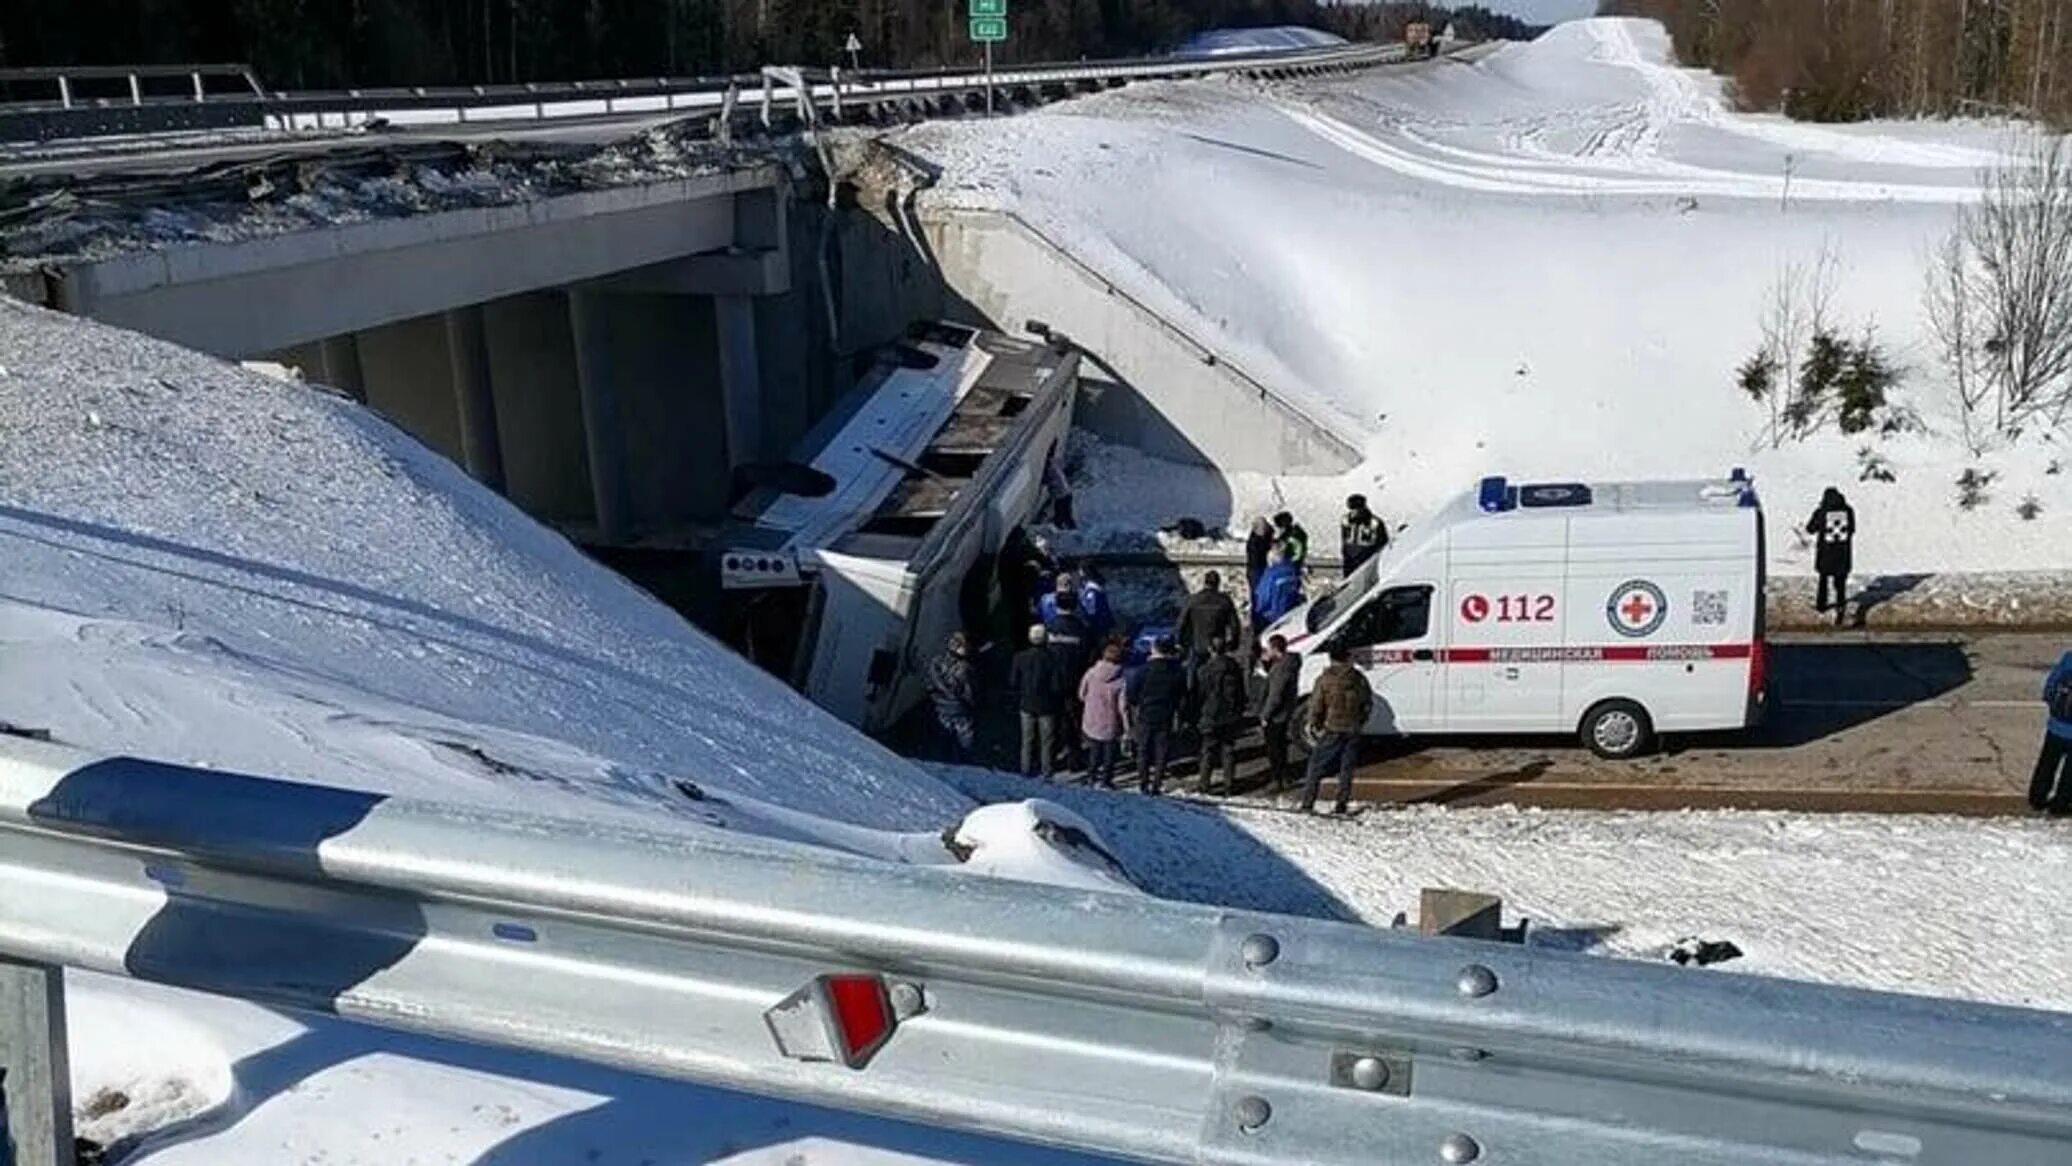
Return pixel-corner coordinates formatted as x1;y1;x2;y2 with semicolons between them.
917;209;1360;474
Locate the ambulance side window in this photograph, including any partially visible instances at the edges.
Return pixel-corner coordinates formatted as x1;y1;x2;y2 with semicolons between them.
1337;586;1432;648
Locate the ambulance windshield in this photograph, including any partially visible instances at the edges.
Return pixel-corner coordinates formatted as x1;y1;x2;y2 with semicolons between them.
1306;549;1385;633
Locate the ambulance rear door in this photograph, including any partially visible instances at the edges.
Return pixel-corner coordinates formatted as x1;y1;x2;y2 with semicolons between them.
1563;509;1757;734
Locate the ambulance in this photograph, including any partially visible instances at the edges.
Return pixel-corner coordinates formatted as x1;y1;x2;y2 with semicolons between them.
1266;474;1767;759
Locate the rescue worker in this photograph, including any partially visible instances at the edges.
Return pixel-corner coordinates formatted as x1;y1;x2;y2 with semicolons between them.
1273;511;1310;568
1258;634;1301;791
2031;650;2072;813
1340;494;1387;573
1037;571;1079;628
1244;517;1276;600
1128;637;1185;795
1011;624;1064;779
1078;565;1116;640
1806;487;1856;626
925;631;978;761
1078;641;1129;789
1302;645;1373;815
1195;637;1249;796
1252;548;1305;630
1177;571;1242;690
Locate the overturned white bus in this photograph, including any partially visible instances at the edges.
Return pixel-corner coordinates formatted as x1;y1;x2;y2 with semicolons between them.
718;322;1078;733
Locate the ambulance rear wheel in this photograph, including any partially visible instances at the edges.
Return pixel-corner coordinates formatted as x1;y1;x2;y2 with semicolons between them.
1581;700;1654;760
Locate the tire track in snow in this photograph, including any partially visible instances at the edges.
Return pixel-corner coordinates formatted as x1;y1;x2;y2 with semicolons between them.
1278;102;1976;204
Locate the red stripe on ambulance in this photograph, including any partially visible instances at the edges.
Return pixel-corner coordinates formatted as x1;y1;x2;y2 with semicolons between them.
1354;644;1753;664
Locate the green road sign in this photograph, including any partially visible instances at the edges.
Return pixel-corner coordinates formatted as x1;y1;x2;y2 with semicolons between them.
969;16;1007;42
969;0;1007;16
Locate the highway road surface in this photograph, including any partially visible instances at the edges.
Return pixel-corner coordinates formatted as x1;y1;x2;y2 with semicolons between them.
1029;631;2062;815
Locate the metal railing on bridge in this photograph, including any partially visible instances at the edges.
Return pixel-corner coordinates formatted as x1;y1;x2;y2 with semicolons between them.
0;44;1403;145
2;736;2070;1166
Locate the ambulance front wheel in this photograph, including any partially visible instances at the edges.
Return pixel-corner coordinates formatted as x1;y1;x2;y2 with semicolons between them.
1581;699;1655;760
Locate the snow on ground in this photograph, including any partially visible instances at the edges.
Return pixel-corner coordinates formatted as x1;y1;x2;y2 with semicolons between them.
898;17;2072;576
0;297;970;851
938;768;2072;1013
0;300;1130;1162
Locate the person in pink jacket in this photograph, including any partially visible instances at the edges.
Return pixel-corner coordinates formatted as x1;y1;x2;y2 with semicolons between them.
1078;640;1129;789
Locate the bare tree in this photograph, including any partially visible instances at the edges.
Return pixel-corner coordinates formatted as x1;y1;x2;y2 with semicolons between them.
1742;240;1840;447
1933;132;2072;440
1924;230;1994;454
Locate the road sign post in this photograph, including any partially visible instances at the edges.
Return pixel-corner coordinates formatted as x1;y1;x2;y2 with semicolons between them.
968;0;1007;115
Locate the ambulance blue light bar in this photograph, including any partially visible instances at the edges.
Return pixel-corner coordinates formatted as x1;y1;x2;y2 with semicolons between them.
1477;476;1515;513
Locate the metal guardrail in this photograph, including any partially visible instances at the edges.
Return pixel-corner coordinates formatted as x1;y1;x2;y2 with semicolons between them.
0;45;1403;142
2;738;2071;1164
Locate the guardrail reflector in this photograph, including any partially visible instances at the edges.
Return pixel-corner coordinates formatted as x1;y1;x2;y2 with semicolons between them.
765;973;897;1069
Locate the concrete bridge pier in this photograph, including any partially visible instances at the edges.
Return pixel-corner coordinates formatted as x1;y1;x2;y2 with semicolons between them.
443;304;505;492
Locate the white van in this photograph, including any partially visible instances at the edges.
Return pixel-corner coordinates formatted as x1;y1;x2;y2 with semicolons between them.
1266;475;1767;759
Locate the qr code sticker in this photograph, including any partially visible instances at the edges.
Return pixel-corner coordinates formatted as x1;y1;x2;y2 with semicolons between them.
1692;589;1729;626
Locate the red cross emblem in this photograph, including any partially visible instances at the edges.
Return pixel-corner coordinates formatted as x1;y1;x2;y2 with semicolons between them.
1607;580;1667;637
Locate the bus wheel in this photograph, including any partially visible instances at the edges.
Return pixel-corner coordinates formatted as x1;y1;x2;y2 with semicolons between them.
1581;700;1654;760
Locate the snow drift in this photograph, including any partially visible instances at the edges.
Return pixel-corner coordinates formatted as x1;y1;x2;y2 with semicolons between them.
0;297;972;856
902;18;2072;577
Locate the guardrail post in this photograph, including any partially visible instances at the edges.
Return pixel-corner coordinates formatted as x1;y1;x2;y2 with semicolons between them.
54;77;71;110
0;958;74;1166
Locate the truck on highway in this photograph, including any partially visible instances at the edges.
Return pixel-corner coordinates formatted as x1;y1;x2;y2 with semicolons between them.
1263;474;1767;759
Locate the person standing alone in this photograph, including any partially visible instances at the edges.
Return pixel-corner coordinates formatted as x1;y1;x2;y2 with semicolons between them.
1806;487;1855;626
1302;646;1372;815
2032;651;2072;813
1011;625;1064;779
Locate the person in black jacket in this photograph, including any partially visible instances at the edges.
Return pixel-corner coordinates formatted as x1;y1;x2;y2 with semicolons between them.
1195;637;1249;796
1806;487;1856;626
1258;634;1302;791
1128;638;1185;795
1011;624;1064;779
1177;572;1242;688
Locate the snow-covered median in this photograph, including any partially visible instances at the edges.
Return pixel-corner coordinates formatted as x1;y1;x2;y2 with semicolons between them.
937;768;2072;1014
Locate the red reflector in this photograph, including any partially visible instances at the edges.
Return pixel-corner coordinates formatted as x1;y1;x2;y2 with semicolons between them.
826;974;893;1065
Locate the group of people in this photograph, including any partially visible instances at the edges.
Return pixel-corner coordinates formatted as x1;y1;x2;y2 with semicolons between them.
924;495;1393;814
